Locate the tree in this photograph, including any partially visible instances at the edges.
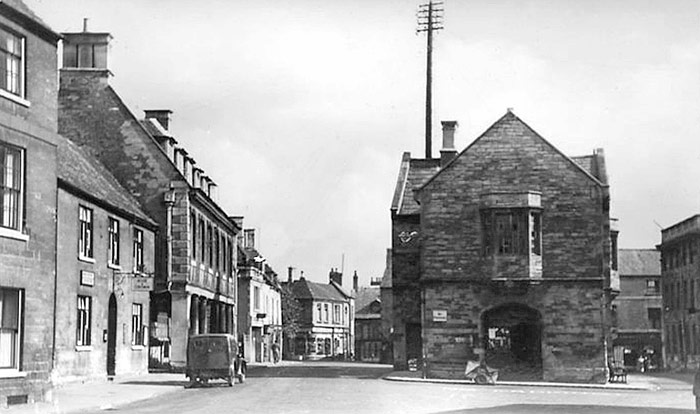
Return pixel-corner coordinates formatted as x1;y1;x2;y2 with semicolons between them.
280;284;302;357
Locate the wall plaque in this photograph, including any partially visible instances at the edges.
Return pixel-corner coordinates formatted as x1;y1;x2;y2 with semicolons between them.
80;270;95;287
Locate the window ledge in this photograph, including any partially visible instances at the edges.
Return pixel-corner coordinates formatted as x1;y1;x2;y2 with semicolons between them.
108;263;122;270
0;89;30;107
0;369;26;379
0;227;29;242
78;256;96;264
75;345;93;352
131;345;145;351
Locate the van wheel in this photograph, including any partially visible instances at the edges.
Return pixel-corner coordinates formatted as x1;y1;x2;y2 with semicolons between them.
474;374;490;385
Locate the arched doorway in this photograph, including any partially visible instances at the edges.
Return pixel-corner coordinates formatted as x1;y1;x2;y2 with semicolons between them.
482;303;542;381
107;293;117;376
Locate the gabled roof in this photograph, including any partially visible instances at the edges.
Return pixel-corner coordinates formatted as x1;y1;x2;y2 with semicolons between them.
417;110;608;194
57;136;156;228
354;287;380;314
289;278;348;301
0;0;60;43
390;152;440;215
618;249;660;276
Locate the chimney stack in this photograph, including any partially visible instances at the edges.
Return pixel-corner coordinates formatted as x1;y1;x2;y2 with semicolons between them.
61;22;112;71
288;267;294;283
144;110;173;131
329;268;343;286
440;121;458;167
353;271;358;292
244;229;255;250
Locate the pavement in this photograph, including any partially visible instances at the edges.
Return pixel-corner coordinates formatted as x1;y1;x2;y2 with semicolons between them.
384;370;694;391
3;363;694;413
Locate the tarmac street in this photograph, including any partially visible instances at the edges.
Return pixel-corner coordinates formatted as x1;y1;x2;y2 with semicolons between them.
5;361;696;414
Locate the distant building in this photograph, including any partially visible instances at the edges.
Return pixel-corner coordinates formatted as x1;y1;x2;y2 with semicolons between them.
354;279;382;363
611;248;661;370
284;272;354;360
0;0;61;405
659;215;700;370
58;26;240;371
236;227;282;363
54;137;157;381
390;112;618;382
380;249;394;364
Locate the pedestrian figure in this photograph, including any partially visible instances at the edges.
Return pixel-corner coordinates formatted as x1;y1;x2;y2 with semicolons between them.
694;368;700;413
271;342;280;364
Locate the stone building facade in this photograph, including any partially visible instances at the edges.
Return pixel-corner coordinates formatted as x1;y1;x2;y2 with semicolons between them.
54;136;157;382
0;0;61;406
284;273;354;360
57;27;239;371
354;283;382;362
236;228;283;364
390;111;618;382
611;248;661;370
659;215;700;371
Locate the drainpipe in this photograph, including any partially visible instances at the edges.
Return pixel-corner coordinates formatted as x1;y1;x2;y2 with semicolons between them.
51;185;59;374
164;190;176;290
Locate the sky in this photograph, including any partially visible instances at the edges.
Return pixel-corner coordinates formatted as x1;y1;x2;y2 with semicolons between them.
26;0;700;287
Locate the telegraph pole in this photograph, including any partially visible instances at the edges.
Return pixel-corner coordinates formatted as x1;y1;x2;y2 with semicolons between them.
417;1;443;159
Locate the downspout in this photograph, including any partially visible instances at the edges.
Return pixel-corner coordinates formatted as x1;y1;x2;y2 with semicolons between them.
164;189;175;290
51;183;59;375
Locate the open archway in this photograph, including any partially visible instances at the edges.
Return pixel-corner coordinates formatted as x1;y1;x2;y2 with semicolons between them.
482;303;542;380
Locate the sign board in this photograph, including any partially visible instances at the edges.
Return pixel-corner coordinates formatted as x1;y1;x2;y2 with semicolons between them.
132;276;154;291
432;309;447;322
80;270;95;287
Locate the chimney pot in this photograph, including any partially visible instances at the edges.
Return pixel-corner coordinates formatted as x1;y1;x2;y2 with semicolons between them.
440;120;459;167
83;18;88;32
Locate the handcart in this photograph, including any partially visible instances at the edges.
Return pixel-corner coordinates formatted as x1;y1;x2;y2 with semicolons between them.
464;360;499;385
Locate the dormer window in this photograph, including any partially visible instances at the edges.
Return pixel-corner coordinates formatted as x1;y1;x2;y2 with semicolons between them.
0;28;23;98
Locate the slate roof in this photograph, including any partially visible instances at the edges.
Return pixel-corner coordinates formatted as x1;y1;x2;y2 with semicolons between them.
290;278;347;301
1;0;55;34
354;287;380;314
618;249;661;276
381;249;392;288
57;136;155;227
390;153;440;215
